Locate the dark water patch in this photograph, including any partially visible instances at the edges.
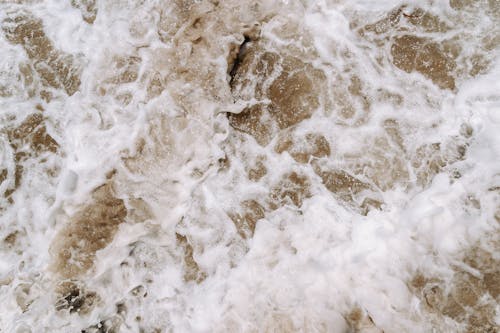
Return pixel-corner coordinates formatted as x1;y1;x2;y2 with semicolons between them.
275;132;330;164
71;0;98;24
391;35;456;90
409;245;500;332
50;183;127;278
247;155;267;182
176;233;207;283
268;172;311;210
345;307;382;332
228;42;326;145
227;200;265;239
55;281;99;315
313;162;383;215
2;11;81;95
2;112;59;200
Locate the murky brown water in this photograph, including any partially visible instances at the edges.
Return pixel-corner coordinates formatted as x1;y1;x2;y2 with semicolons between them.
0;0;498;332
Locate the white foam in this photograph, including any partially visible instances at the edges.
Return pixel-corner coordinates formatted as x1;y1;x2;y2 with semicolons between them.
0;0;499;331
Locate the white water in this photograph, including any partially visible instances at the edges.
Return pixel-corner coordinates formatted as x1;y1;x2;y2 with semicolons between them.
0;0;499;332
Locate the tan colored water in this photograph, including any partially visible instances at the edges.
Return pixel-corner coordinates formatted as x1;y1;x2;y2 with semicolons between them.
0;1;498;332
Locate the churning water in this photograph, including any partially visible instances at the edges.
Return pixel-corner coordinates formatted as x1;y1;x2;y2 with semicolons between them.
0;0;499;332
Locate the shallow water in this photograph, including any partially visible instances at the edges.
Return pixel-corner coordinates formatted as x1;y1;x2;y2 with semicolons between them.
0;0;499;332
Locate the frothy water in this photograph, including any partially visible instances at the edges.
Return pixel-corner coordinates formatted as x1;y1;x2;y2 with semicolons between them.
0;0;499;332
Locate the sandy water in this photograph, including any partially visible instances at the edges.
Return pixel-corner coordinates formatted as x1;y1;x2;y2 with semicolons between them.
0;0;499;332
